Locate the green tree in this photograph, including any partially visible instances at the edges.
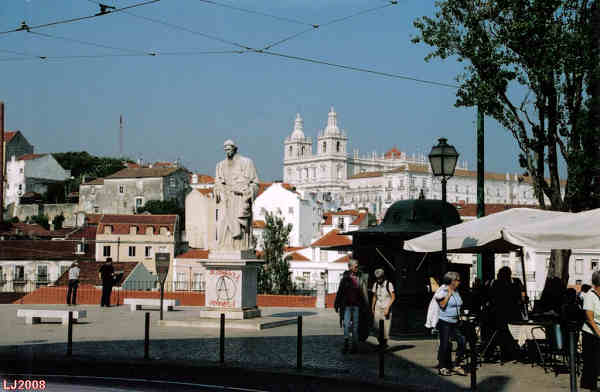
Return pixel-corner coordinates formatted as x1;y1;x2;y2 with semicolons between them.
413;0;599;285
52;213;65;230
30;213;50;230
137;199;185;226
258;211;294;294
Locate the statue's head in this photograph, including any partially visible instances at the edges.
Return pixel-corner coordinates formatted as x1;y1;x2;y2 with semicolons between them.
224;139;238;159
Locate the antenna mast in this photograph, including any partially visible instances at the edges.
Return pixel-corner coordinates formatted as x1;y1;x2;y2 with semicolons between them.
119;114;123;157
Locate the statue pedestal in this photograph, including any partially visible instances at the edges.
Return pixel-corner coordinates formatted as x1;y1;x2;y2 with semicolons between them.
199;253;264;320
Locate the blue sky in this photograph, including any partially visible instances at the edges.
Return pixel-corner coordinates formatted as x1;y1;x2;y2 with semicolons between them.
1;0;530;181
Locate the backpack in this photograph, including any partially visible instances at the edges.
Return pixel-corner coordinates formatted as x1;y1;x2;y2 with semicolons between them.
375;280;394;298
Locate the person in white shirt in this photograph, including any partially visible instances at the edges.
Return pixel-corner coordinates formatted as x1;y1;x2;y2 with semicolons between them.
581;271;600;391
371;268;395;348
66;261;80;306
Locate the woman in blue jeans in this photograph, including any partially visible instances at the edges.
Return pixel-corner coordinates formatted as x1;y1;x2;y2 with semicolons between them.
435;271;467;376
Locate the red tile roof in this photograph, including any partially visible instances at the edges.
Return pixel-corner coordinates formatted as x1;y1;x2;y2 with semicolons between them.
256;182;296;197
252;220;266;229
323;210;362;225
453;203;539;217
4;131;17;143
55;261;138;286
384;147;403;159
152;161;176;168
0;240;94;260
67;226;98;241
311;229;352;248
288;252;310;261
17;153;46;161
105;167;181;179
285;246;306;252
97;214;177;235
197;188;213;196
191;174;215;184
177;249;209;259
333;254;351;263
0;223;53;237
124;162;141;169
82;178;104;186
351;212;367;225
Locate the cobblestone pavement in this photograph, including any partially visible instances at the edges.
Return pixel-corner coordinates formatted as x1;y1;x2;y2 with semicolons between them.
0;304;573;391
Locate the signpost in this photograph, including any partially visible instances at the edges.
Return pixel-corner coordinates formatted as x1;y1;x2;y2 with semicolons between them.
155;253;170;321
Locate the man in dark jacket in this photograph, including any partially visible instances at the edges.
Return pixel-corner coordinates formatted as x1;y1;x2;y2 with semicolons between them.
99;258;115;307
335;259;366;354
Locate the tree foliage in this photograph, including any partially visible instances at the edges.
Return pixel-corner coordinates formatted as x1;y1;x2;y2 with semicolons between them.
413;0;600;212
52;213;65;230
258;211;294;294
29;213;49;230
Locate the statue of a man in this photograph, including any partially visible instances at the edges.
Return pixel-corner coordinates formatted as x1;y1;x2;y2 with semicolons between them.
213;139;259;251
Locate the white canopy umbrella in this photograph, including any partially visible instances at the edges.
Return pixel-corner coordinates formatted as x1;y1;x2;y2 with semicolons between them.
404;208;569;253
502;208;600;250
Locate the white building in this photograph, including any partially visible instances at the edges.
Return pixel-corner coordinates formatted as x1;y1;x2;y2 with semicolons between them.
253;182;323;249
283;107;557;219
5;154;71;207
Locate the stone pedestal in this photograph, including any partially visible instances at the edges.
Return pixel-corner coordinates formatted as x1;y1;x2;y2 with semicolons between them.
199;251;264;320
315;279;326;309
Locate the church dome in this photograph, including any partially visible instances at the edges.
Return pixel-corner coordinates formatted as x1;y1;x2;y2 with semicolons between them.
290;113;305;140
323;106;341;136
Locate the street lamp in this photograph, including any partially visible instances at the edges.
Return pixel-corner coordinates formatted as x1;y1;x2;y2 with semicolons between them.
428;138;459;269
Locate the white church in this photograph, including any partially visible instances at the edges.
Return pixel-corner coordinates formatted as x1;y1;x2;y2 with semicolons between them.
283;107;545;219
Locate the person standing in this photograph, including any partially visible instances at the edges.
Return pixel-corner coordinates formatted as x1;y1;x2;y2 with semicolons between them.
435;271;467;376
581;271;600;391
371;268;395;348
99;258;115;307
66;261;80;306
334;259;363;354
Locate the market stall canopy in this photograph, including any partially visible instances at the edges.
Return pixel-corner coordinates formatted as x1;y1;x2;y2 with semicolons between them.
502;208;600;250
403;208;568;253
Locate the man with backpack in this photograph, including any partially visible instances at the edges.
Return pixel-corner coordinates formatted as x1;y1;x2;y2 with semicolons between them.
371;268;395;348
335;259;366;354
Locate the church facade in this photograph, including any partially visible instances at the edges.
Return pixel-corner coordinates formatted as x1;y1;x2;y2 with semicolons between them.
283;107;549;218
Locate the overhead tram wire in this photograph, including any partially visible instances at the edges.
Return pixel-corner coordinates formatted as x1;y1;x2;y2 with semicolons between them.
28;31;157;56
260;1;398;50
0;0;160;36
0;50;243;61
196;0;314;27
0;48;46;59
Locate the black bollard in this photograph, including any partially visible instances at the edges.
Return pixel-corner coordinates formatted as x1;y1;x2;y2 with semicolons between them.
67;311;73;356
470;330;477;390
379;319;384;379
219;313;225;364
297;315;303;370
144;312;150;360
568;329;577;392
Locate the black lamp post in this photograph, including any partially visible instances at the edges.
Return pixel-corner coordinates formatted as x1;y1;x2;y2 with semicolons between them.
428;138;459;270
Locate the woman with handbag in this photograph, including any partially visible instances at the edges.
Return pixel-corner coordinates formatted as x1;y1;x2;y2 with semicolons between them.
581;270;600;391
435;271;467;376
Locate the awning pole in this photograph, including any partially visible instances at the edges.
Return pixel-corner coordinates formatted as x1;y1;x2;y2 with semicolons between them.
519;247;529;319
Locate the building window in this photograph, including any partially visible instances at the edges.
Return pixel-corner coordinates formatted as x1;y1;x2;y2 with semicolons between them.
303;272;310;281
19;168;23;174
170;178;176;187
14;265;25;281
576;279;582;285
93;206;100;213
103;246;111;257
592;259;599;271
288;207;294;215
193;273;204;290
119;184;125;193
135;197;143;209
336;141;340;152
37;265;48;282
18;184;22;191
60;265;69;277
145;246;152;257
322;142;326;153
289;146;292;156
215;209;219;222
576;258;584;274
129;246;136;257
320;250;328;262
176;272;186;290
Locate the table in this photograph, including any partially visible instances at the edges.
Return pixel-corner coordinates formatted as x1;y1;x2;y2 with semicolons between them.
508;321;548;347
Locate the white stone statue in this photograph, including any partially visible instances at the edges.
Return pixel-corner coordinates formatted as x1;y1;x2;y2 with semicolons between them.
213;140;259;251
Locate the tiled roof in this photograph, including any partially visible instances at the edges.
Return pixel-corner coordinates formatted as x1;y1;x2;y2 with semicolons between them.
177;249;209;259
323;210;361;225
453;203;539;217
17;153;46;161
384;147;403;159
333;254;351;263
66;226;98;241
288;252;310;261
124;162;140;169
86;214;103;225
0;239;94;260
252;220;266;229
191;174;215;184
105;167;180;179
0;223;53;237
152;161;176;168
197;188;213;196
4;131;17;143
351;212;367;225
311;229;352;248
97;214;177;235
284;246;306;252
82;178;104;186
257;182;296;197
55;261;138;286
